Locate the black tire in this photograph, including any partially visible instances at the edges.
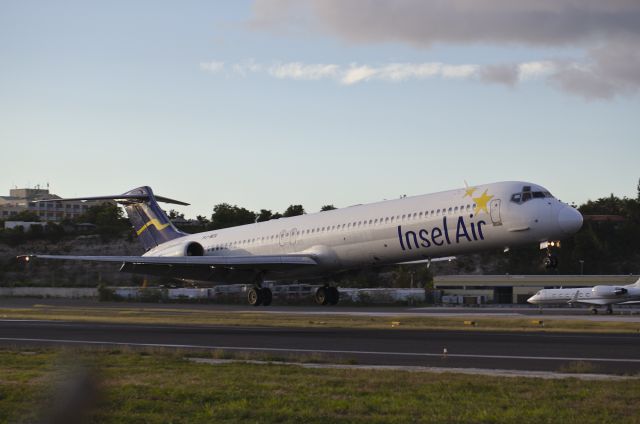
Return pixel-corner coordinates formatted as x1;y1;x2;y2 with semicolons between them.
327;286;340;305
261;288;273;306
315;286;329;305
606;307;613;315
247;287;263;306
591;308;598;315
544;254;558;269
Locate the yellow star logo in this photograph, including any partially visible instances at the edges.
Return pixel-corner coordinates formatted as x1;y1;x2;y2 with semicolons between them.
463;186;477;198
473;189;494;215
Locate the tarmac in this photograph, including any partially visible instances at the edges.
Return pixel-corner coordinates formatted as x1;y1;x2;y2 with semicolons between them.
1;318;639;375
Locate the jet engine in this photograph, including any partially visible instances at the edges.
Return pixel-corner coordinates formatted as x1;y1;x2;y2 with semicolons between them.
591;286;627;297
149;241;204;257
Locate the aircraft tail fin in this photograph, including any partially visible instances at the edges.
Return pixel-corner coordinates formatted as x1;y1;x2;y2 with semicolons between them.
36;186;188;251
120;186;187;251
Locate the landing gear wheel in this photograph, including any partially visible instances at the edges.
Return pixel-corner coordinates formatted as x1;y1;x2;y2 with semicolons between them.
591;308;598;315
606;306;613;315
247;287;263;306
315;286;329;305
261;288;273;306
327;286;340;305
544;253;558;269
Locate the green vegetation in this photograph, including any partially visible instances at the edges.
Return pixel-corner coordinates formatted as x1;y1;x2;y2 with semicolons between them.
0;347;639;423
0;305;639;334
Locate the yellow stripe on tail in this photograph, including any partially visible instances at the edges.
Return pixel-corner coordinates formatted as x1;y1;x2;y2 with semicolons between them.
136;218;170;236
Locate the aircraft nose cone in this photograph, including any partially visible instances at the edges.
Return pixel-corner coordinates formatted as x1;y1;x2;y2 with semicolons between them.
527;295;537;304
558;206;583;235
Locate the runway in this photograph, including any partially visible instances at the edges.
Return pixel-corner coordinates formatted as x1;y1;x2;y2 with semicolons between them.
1;319;639;375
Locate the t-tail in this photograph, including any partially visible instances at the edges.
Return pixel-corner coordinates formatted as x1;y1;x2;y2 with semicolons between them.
119;186;187;250
35;186;189;251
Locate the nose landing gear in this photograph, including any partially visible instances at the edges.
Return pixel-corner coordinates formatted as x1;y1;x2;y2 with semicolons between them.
543;253;558;269
540;241;561;269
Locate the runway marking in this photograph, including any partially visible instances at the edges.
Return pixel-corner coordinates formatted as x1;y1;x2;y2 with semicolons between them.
1;337;639;364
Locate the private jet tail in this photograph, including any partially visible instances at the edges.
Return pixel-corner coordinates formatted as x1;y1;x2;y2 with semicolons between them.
37;186;189;251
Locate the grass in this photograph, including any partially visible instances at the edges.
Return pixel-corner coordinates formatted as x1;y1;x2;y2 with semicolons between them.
1;304;640;333
0;347;639;424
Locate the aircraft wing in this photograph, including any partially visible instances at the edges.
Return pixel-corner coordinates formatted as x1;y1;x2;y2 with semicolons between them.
17;254;317;270
396;256;456;265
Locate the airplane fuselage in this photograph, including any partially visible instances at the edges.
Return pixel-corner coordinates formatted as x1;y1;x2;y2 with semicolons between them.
528;285;640;306
144;181;582;282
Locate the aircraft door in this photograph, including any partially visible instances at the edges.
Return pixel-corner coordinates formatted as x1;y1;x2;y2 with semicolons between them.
490;199;502;226
290;228;298;245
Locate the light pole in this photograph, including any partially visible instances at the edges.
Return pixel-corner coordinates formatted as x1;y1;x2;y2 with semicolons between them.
579;259;584;275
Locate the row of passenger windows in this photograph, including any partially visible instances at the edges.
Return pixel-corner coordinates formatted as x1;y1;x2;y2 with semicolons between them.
206;203;476;252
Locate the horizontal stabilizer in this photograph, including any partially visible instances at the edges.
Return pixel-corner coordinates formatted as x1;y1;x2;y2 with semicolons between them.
30;193;189;206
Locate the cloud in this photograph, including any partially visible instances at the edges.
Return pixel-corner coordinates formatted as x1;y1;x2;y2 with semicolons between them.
249;0;640;99
268;62;340;80
251;0;640;47
200;59;557;87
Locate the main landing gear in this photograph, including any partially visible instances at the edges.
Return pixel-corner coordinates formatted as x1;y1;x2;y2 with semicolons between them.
247;286;272;307
590;305;613;315
315;285;340;306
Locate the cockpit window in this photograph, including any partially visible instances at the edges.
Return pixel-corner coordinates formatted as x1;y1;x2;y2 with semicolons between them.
510;187;555;204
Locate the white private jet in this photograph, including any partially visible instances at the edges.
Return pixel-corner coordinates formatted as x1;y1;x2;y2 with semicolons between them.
20;181;582;306
527;278;640;314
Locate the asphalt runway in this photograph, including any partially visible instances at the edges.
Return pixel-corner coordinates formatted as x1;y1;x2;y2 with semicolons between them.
1;319;639;374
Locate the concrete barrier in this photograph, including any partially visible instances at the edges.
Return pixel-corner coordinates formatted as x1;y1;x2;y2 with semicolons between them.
0;287;98;298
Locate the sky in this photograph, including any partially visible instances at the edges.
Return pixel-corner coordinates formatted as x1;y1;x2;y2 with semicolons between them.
1;0;639;218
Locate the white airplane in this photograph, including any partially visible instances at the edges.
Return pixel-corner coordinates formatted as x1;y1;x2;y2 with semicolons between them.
20;181;582;306
527;279;640;314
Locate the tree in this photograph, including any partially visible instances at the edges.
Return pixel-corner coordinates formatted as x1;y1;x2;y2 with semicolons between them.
195;215;210;226
320;205;337;212
77;202;125;226
168;209;184;220
6;211;40;222
256;209;274;222
283;205;305;217
210;203;256;229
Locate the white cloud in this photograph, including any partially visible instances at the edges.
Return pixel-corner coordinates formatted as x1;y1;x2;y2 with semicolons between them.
200;58;639;98
268;62;340;80
341;65;378;84
518;61;556;80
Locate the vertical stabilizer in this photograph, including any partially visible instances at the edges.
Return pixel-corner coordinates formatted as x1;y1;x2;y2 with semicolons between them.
120;186;186;251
